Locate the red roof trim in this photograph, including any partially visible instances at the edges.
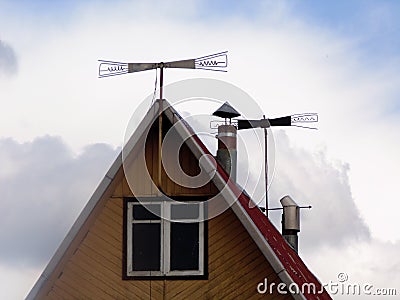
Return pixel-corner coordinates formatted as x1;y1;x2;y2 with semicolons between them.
189;130;331;299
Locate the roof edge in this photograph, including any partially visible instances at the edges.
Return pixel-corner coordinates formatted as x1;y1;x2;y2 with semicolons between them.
166;116;306;299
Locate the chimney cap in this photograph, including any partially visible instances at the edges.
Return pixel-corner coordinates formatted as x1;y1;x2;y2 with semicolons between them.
280;195;300;232
280;195;299;208
213;101;241;119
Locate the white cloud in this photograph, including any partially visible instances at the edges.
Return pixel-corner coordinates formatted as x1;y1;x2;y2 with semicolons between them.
269;130;370;251
267;130;399;298
0;264;41;300
0;136;118;299
309;239;400;299
0;40;17;77
0;136;118;268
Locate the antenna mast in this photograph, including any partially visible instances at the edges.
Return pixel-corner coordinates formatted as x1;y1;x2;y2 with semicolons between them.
237;113;318;217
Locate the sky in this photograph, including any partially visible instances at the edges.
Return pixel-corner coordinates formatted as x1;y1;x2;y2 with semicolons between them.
1;0;400;299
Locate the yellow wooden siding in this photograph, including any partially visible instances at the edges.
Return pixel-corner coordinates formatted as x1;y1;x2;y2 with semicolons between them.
43;185;292;300
38;115;292;299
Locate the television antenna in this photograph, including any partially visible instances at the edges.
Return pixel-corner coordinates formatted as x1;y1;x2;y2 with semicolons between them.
98;51;227;100
98;51;228;189
237;113;318;217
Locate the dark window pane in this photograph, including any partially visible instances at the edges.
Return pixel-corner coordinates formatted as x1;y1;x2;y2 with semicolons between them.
170;223;199;271
133;204;161;220
132;223;161;271
171;204;199;220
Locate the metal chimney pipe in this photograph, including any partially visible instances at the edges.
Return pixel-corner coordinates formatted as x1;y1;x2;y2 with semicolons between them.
280;195;300;253
216;124;237;182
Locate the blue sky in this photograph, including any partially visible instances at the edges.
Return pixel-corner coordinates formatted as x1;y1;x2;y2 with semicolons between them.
1;0;400;299
202;0;400;67
296;1;400;63
4;0;400;63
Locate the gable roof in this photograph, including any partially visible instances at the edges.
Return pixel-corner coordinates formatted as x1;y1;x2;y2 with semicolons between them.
27;99;331;300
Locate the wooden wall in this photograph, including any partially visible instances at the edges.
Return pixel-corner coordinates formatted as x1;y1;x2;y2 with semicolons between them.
38;114;293;299
123;116;218;198
42;177;293;300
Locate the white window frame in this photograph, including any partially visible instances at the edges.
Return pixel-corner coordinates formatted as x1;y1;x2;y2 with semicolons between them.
127;201;164;276
126;200;204;277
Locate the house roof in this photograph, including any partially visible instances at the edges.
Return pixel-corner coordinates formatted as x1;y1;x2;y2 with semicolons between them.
27;99;331;300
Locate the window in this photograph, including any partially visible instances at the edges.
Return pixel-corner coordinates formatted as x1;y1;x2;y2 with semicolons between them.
124;198;206;278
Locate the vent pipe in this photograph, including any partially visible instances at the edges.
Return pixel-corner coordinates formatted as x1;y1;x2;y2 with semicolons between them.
212;102;240;182
280;195;300;253
217;125;237;181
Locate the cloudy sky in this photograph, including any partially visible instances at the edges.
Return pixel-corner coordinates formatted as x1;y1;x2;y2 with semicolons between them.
1;0;400;299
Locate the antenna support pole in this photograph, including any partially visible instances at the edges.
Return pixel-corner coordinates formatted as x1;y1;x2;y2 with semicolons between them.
263;115;268;217
159;63;164;100
158;65;164;190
